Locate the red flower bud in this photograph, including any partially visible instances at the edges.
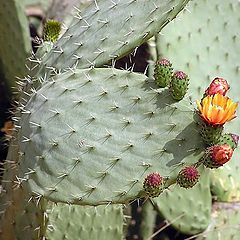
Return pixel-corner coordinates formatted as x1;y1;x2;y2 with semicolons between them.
205;77;230;96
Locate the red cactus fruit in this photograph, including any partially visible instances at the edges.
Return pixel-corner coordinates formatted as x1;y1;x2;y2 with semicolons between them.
143;172;164;197
205;77;230;96
204;144;233;168
177;166;200;188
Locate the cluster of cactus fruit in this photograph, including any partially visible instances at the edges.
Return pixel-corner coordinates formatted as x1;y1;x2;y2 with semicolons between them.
0;0;240;239
144;62;238;197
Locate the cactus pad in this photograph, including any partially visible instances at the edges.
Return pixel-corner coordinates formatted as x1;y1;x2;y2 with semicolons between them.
45;204;123;240
19;68;204;205
39;0;190;74
153;167;211;235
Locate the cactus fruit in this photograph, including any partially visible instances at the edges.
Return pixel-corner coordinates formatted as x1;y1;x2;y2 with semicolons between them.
205;77;230;96
176;166;200;188
143;172;165;197
198;121;223;146
43;20;62;43
203;144;233;169
154;58;173;88
169;71;189;100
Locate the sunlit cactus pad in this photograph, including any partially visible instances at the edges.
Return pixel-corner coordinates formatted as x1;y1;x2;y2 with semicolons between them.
19;68;204;205
40;0;190;73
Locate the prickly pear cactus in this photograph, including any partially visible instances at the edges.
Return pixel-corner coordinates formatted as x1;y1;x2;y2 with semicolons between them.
153;167;211;235
154;0;240;203
38;0;190;75
210;157;240;202
196;202;240;240
0;0;31;93
45;204;123;240
18;68;204;205
0;136;45;240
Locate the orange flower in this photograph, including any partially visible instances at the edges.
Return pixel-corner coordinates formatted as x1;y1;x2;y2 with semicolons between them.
197;94;238;125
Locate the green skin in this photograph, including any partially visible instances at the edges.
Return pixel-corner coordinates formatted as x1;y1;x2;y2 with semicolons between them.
38;0;190;77
18;68;204;206
153;0;240;235
196;202;240;240
0;0;31;95
153;166;211;235
45;204;123;240
1;0;216;238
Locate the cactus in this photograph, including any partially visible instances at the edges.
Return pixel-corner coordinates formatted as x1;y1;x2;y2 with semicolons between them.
153;166;211;235
210;159;240;202
140;200;156;240
38;0;190;76
45;204;123;240
2;0;240;239
18;68;204;205
196;202;240;240
0;0;31;94
152;0;240;236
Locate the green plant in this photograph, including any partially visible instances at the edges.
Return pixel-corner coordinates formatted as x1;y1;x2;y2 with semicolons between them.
0;0;239;239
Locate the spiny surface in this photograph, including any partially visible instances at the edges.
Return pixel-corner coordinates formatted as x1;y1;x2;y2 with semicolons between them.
153;167;211;235
154;0;240;200
19;68;204;205
39;0;190;74
45;204;123;240
0;137;44;240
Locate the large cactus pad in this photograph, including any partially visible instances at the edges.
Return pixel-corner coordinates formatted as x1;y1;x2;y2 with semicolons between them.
19;68;204;205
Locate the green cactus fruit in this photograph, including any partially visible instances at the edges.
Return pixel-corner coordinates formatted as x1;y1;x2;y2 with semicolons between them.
43;20;62;43
203;144;234;169
169;71;189;100
154;58;173;88
177;166;200;188
143;172;165;197
198;120;223;146
218;133;239;150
